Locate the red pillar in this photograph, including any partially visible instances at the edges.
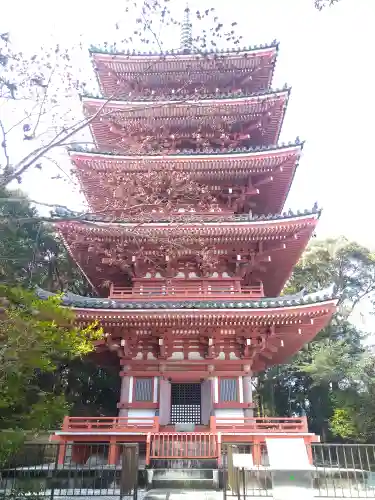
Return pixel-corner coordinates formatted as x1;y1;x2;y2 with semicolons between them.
57;442;67;465
146;433;151;466
253;440;261;466
305;439;313;465
108;438;120;465
72;444;89;464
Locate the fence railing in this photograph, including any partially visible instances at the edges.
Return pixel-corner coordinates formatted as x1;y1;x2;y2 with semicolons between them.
62;415;159;432
109;282;264;300
148;432;219;463
60;415;307;435
215;416;309;433
222;442;375;498
0;442;139;499
3;441;375;498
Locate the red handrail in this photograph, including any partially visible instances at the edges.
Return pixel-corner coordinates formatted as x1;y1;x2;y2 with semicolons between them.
149;432;218;461
214;416;308;433
109;283;264;299
62;416;159;432
61;415;307;434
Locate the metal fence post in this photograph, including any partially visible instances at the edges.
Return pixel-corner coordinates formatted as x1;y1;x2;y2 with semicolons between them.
50;443;59;500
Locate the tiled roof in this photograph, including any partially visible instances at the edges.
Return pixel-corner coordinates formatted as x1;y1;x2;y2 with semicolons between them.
69;140;303;158
89;41;279;57
81;86;290;103
35;286;336;310
50;206;320;224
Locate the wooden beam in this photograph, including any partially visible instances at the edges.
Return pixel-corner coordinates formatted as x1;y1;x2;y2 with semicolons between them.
120;370;250;378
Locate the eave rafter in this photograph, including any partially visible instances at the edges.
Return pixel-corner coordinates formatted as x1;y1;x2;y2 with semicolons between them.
82;90;289;153
70;144;302;216
91;43;279;98
55;213;318;296
79;299;336;373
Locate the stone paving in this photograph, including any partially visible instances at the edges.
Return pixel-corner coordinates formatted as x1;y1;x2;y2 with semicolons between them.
143;491;221;500
5;487;375;499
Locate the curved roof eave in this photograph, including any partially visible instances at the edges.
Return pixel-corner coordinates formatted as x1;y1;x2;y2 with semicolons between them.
35;286;338;312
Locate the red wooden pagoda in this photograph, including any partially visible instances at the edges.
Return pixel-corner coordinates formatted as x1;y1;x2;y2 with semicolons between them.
43;26;337;467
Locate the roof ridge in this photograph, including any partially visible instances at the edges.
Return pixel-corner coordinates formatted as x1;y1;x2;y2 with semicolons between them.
69;140;304;158
81;85;290;103
89;41;279;58
35;286;337;310
51;206;321;225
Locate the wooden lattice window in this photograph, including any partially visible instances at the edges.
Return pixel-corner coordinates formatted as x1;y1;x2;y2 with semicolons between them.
134;377;153;402
219;378;238;402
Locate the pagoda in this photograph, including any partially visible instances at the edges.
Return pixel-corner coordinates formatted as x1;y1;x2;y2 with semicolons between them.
43;13;337;467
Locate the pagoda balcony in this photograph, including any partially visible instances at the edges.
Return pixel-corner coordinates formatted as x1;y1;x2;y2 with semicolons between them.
60;416;159;433
60;415;308;435
109;280;264;301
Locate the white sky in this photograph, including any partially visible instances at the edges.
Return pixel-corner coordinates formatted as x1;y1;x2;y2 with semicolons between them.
2;0;374;249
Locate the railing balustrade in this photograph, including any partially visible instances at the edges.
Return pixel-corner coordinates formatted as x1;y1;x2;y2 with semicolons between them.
109;282;264;300
62;416;159;432
215;416;309;433
149;432;218;461
61;415;307;434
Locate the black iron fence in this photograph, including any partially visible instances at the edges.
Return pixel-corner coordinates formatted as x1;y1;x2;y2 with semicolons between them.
222;443;375;498
0;443;139;500
3;441;375;498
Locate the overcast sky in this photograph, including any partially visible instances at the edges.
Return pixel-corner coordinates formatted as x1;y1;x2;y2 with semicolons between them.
2;0;374;249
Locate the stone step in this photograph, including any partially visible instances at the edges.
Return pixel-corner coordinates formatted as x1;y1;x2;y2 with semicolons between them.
153;478;216;490
147;468;219;490
144;489;222;500
150;459;218;469
153;468;214;479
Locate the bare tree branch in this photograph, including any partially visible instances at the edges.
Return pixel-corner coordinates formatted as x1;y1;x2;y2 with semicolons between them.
0;95;114;188
27;67;58;142
0;118;10;169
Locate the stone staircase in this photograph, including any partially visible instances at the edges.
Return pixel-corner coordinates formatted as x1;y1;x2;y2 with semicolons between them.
147;468;219;490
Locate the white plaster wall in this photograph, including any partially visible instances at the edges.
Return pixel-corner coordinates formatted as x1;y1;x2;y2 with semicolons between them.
128;408;156;424
243;375;254;417
159;378;171;425
201;379;213;425
120;376;130;400
215;408;244;423
118;376;130;417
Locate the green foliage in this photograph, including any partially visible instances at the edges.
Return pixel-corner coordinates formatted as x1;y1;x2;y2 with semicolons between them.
330;408;357;440
0;189;120;447
285;238;375;314
329;357;375;442
0;187;91;293
0;284;102;434
258;237;375;442
0;430;26;466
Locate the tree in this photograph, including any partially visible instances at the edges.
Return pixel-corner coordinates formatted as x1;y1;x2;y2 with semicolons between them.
257;237;375;442
329;356;375;442
1;2;242;193
315;0;341;9
285;238;375;314
0;285;102;451
0;186;91;292
0;189;121;430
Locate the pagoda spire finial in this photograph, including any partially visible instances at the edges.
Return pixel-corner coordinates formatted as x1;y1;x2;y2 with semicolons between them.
180;3;193;53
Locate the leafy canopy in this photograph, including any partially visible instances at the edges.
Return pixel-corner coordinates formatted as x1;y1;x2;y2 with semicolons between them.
0;285;102;443
258;237;375;442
